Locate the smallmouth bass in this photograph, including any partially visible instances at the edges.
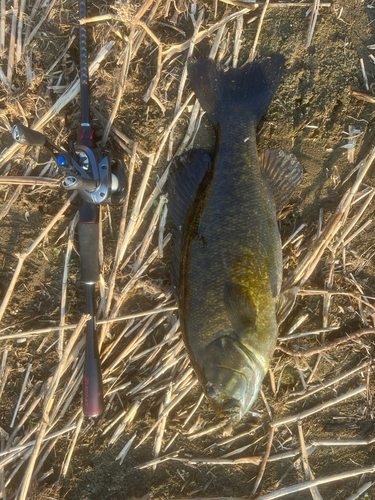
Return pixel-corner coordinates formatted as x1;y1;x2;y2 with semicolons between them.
168;55;302;418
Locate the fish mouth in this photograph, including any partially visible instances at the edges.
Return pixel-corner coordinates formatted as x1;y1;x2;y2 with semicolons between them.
203;336;267;419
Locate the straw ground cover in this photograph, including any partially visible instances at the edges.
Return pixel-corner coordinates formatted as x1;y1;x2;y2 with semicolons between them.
1;0;375;499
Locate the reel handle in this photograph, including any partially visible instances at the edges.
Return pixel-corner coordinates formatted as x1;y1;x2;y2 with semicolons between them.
12;124;46;147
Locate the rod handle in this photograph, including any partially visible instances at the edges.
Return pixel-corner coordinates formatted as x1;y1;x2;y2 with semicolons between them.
78;202;99;284
83;322;103;417
12;124;46;146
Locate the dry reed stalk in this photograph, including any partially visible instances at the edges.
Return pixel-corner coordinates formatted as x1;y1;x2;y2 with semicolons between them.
165;392;205;451
100;41;132;146
209;24;227;59
158;202;168;257
0;349;7;375
168;10;204;160
278;325;339;342
344;219;372;247
271;385;366;428
248;0;269;62
352;90;375;104
187;419;229;441
0;424;76;465
100;0;156;146
109;400;142;445
282;224;305;249
287;360;369;404
0;306;177;341
10;363;31;428
333;190;375;251
0;366;9;400
93;108;151;158
0;176;60;186
80;14;120;24
6;0;18;87
162;8;251;62
0;163;33;220
208;425;261;451
283;146;375;290
142;22;163;109
136;451;181;469
15;0;25;63
232;15;243;68
58;212;79;359
256;463;375;500
102;142;137;322
132;194;166;274
0;0;5;53
21;0;42;44
126;338;181;394
22;0;57;51
0;434;5;500
298;289;375;306
60;412;84;478
278;328;375;358
305;0;320;48
131;92;194;241
345;481;374;500
0;192;77;324
46;35;76;75
297;421;323;500
116;433;137;465
252;426;275;495
311;437;375;446
307;247;335;383
34;412;81;479
17;315;88;500
267;1;330;4
175;100;201;156
8;392;44;445
117;154;155;268
102;312;170;376
0;41;115;167
136;377;198;448
153;386;172;468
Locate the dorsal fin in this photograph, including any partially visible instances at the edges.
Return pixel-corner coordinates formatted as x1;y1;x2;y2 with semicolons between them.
260;149;303;214
168;149;212;295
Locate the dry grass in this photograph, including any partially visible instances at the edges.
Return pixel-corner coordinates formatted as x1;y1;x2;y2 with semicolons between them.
0;1;374;500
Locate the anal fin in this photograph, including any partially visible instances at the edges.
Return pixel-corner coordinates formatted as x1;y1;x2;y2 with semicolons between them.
260;149;303;215
168;149;211;294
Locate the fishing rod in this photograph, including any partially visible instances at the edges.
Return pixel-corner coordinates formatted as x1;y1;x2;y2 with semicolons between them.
12;0;127;417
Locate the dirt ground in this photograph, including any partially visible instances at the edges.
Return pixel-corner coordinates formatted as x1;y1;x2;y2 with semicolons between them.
2;0;375;499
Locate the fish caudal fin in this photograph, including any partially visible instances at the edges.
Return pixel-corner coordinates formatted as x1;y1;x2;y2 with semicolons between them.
168;149;212;294
187;55;285;127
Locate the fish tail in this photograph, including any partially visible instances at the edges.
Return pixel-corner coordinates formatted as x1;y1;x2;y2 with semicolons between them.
187;54;285;127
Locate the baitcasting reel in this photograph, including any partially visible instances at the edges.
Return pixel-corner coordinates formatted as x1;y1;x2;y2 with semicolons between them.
12;122;127;206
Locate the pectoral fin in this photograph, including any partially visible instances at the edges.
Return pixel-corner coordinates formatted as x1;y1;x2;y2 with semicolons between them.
224;282;257;335
276;287;298;326
260;149;303;215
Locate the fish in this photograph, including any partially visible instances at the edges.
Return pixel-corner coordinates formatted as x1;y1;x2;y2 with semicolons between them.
168;54;303;419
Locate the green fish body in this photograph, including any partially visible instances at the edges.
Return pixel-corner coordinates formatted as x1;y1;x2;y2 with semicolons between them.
168;55;302;418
